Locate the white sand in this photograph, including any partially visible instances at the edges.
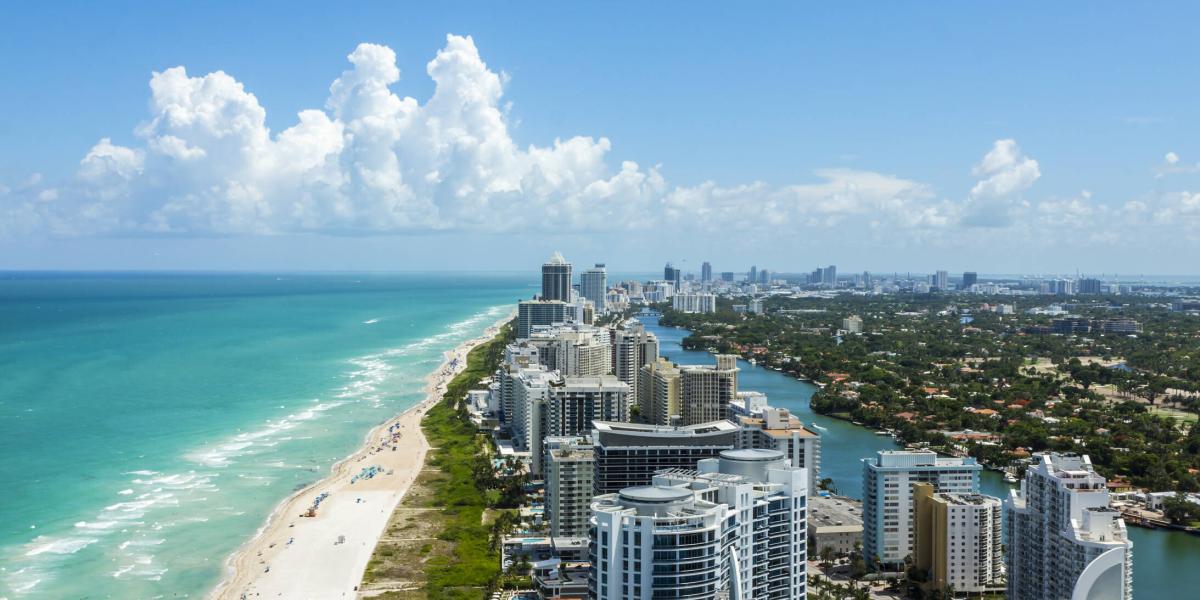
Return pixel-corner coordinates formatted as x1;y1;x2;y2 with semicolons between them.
210;313;511;600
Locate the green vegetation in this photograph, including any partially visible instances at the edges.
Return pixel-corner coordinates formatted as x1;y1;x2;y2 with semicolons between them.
663;293;1200;491
362;320;524;600
1162;493;1200;526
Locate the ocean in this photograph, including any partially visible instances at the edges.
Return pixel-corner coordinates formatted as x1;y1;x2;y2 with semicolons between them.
0;272;529;598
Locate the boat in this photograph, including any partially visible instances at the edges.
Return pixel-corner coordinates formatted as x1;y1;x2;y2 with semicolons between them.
1004;473;1018;484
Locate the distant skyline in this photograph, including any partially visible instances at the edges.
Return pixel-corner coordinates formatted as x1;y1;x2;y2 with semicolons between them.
2;2;1200;273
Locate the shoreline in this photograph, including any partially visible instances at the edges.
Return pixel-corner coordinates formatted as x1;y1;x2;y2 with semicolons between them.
209;311;513;600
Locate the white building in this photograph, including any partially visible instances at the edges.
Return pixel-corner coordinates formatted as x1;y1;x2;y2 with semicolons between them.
748;298;764;314
842;315;863;334
914;485;1004;594
590;449;807;600
580;263;608;313
528;324;611;377
862;450;982;566
733;405;821;493
1005;453;1132;600
612;321;660;401
672;292;717;314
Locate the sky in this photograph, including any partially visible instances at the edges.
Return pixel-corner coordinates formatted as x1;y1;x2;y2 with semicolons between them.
1;2;1199;275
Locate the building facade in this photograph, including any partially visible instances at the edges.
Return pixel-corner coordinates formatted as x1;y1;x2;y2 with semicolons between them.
637;357;681;426
913;484;1003;594
861;450;982;566
542;252;573;302
589;449;808;600
733;406;821;492
545;436;596;538
1004;453;1133;600
580;264;608;312
679;355;739;426
591;420;738;495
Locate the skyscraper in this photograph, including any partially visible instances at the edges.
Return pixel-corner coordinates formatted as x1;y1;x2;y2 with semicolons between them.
822;265;837;286
545;436;595;538
678;355;738;425
913;484;1003;594
1005;453;1133;600
663;263;681;290
579;263;608;312
637;357;680;425
542;252;573;301
748;265;757;284
933;270;949;291
589;449;808;600
700;261;712;283
612;322;659;402
962;271;978;290
862;450;982;566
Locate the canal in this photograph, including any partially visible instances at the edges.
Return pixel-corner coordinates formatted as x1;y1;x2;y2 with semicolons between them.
642;313;1198;598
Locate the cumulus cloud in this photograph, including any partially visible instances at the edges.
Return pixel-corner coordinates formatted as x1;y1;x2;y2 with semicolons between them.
3;33;1197;258
1156;151;1200;178
962;139;1040;226
3;34;969;239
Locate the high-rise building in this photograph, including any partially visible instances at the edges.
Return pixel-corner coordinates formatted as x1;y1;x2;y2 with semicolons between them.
589;449;808;600
842;315;863;334
671;292;716;313
913;484;1003;594
758;268;770;285
1005;453;1132;600
542;252;573;302
1079;278;1103;294
658;449;808;599
527;324;611;377
962;271;978;290
580;263;608;312
637;357;681;425
611;322;659;402
517;299;575;338
933;270;949;291
862;450;982;566
533;376;629;474
663;263;682;290
545;436;594;538
591;420;738;495
823;265;837;286
748;265;757;284
679;355;739;425
732;405;822;492
700;261;713;283
720;271;735;283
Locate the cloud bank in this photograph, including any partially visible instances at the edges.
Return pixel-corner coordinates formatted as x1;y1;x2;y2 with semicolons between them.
2;33;1197;251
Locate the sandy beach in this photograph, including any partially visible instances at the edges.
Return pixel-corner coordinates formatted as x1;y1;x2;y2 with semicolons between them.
210;314;511;600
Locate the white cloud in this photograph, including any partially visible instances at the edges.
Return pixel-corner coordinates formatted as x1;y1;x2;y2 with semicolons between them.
3;33;1198;263
8;34;962;239
962;139;1040;226
1166;151;1180;165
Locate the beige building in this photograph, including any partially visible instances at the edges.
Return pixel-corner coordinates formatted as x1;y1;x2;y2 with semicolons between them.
678;354;738;425
637;357;680;425
913;483;1004;594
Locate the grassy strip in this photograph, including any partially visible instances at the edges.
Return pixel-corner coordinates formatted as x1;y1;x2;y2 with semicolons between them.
362;320;514;599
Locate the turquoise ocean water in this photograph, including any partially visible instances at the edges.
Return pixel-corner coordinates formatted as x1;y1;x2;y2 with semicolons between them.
0;272;528;598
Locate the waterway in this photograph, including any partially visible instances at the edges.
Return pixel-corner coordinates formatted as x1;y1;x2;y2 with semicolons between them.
641;312;1198;598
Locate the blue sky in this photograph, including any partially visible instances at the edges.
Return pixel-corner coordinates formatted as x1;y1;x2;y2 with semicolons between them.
2;2;1198;274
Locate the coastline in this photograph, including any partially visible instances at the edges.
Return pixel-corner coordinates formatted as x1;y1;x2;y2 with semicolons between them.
209;311;514;600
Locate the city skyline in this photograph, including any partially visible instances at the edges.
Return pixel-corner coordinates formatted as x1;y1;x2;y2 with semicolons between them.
3;3;1200;272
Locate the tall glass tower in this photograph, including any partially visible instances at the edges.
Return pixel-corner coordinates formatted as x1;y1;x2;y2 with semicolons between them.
541;251;572;301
